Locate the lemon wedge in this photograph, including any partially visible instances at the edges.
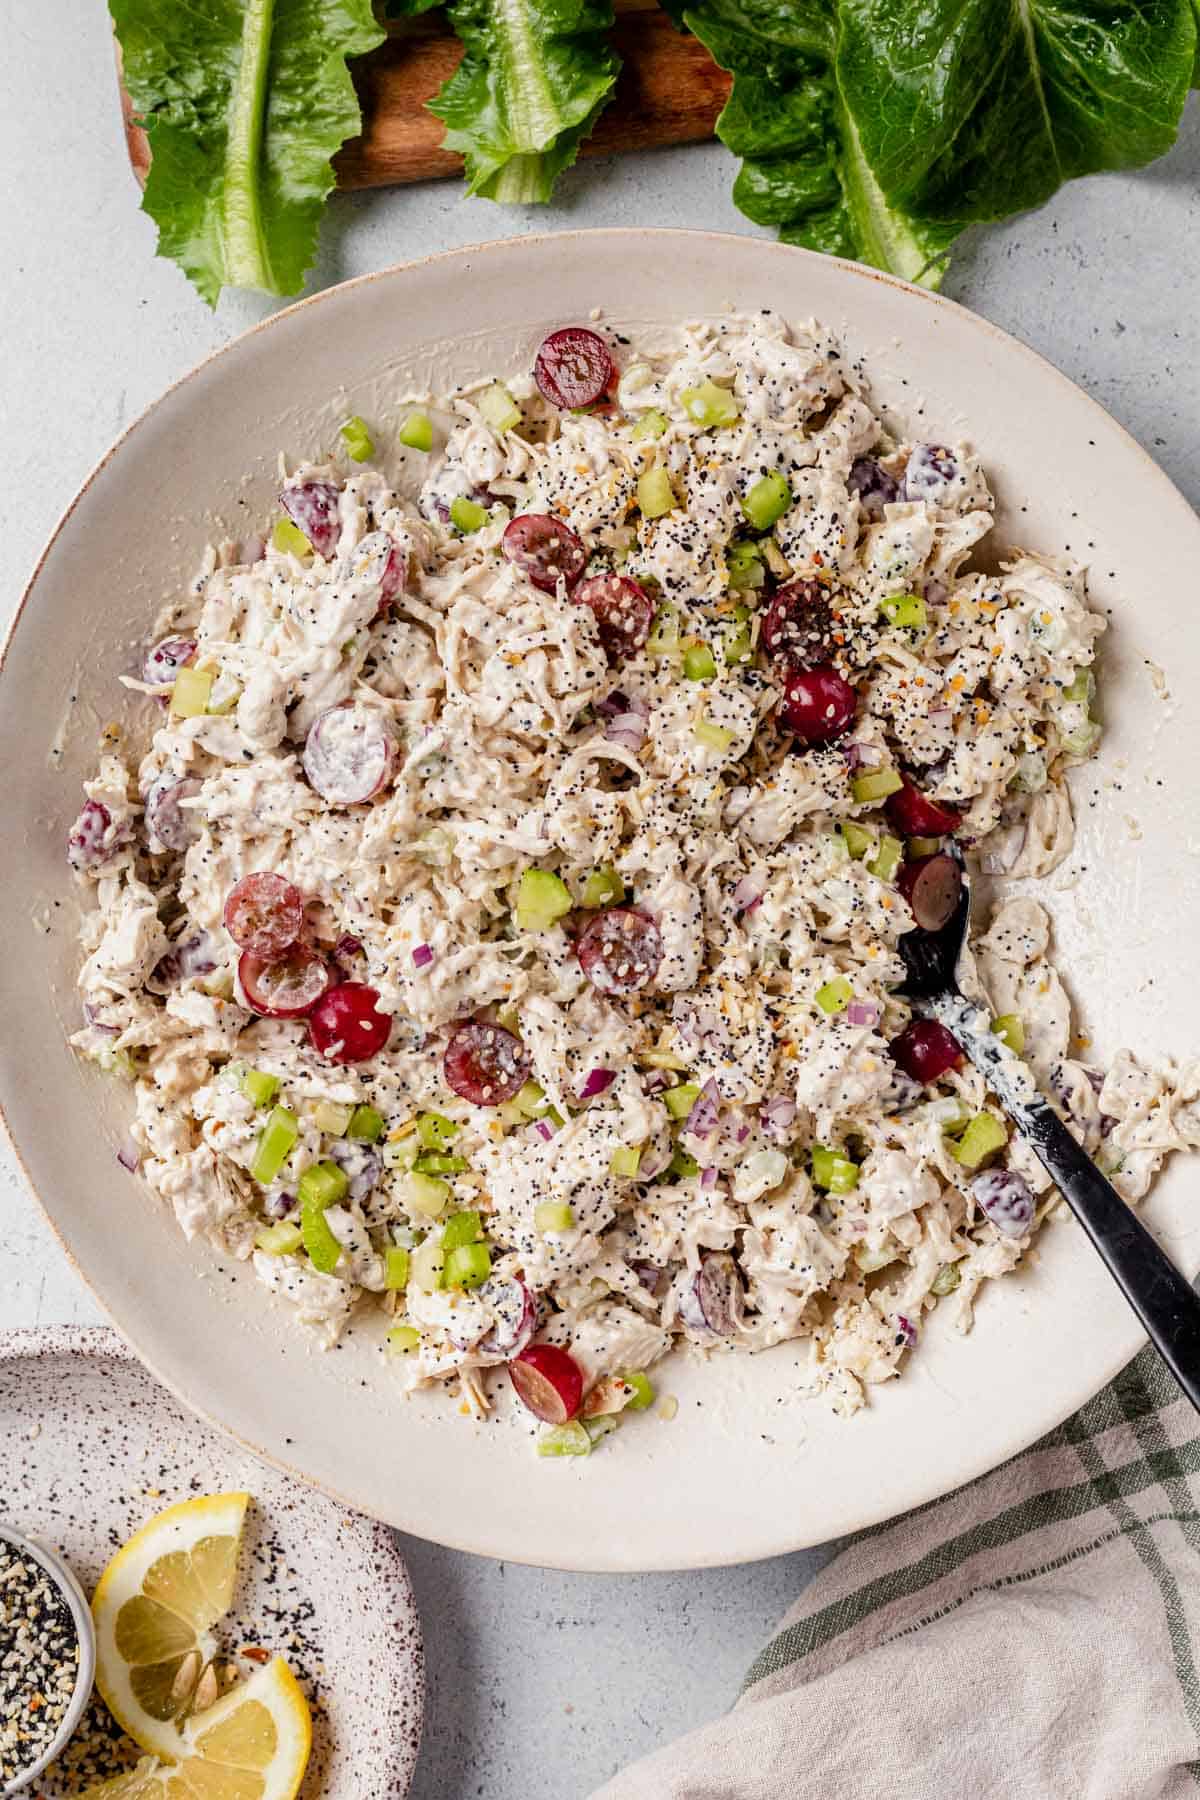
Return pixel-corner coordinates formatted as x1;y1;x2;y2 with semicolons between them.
91;1491;250;1761
76;1655;312;1800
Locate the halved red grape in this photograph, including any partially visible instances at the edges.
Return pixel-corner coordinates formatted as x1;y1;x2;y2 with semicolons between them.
443;1019;531;1105
67;799;116;871
890;1019;964;1083
972;1169;1035;1238
886;777;962;837
502;514;588;594
509;1343;584;1423
479;1277;538;1359
533;328;616;411
143;636;197;686
898;853;961;932
847;458;899;519
903;443;959;505
577;907;662;994
308;981;393;1062
144;777;202;853
279;481;341;557
781;665;857;743
302;705;397;806
760;579;832;668
239;944;330;1018
223;872;304;957
574;574;654;663
376;540;407;614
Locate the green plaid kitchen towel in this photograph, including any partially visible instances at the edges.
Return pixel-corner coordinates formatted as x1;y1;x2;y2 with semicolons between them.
595;1347;1200;1799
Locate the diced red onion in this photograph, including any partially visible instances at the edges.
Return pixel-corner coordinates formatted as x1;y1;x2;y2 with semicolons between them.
83;1003;120;1036
686;1078;722;1137
760;1095;797;1136
579;1067;616;1100
925;578;948;605
896;1314;917;1348
596;690;629;720
735;1124;750;1144
534;1120;554;1142
632;1261;664;1295
732;874;763;914
700;1166;718;1190
605;712;647;750
641;1068;669;1095
846;1000;881;1028
117;1140;140;1173
843;741;884;771
412;943;435;969
637;1141;671;1181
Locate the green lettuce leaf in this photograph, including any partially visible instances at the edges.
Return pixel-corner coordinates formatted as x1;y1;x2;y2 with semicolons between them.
679;0;1198;286
411;0;620;203
112;0;385;306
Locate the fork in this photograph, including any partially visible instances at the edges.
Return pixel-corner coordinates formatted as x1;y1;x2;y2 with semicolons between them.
899;860;1200;1412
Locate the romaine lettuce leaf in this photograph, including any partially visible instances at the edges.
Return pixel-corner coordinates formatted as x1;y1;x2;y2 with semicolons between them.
112;0;384;306
678;0;1198;286
408;0;620;203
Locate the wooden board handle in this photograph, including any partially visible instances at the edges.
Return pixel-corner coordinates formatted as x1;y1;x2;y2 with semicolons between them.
122;9;730;194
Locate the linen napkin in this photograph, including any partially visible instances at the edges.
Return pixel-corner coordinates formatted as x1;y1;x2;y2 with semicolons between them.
594;1346;1200;1799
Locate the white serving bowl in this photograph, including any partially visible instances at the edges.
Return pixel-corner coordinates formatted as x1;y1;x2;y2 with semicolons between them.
0;1522;96;1794
3;230;1199;1571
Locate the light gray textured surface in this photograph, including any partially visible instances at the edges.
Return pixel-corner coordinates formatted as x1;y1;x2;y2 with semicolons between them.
2;7;1198;1796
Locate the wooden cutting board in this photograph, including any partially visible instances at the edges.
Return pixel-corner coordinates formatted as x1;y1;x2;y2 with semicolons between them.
121;2;731;192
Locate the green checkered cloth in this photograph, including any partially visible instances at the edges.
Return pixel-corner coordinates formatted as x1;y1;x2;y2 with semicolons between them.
596;1348;1200;1799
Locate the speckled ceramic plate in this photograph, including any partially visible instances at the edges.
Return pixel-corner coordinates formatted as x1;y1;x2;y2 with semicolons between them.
4;230;1200;1571
0;1327;423;1795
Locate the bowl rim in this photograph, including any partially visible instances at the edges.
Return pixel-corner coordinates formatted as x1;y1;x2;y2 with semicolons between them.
0;1518;97;1794
4;228;1200;1568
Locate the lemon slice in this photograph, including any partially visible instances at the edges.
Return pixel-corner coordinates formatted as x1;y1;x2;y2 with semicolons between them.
76;1656;312;1800
92;1491;250;1761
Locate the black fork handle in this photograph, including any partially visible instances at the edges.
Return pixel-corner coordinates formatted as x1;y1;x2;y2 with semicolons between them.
926;992;1200;1414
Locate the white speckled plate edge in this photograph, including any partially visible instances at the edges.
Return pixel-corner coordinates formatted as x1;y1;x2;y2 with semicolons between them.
0;1326;423;1797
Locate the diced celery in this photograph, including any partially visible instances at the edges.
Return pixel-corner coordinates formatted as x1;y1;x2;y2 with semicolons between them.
816;976;852;1015
618;1369;655;1411
647;606;680;657
680;380;741;429
340;415;374;462
637;467;677;519
312;1099;353;1136
272;517;312;556
410;1235;446;1291
383;1246;411;1290
450;496;489;534
930;1262;962;1296
1062;668;1096;706
723;604;754;664
840;822;874;860
583;1415;620;1446
254;1221;303;1256
386;1324;421;1355
851;768;903;804
631;408;669;443
853;1243;897;1273
907;835;942;858
250;1106;299;1185
726;541;766;591
1061;720;1102;757
641;1047;690;1071
741;472;791;531
535;1201;576;1235
299;1165;348;1275
417;1111;460;1150
581;866;624;909
931;1096;972;1137
298;1161;350;1210
992;1013;1025;1054
610;1145;643;1178
347;1103;385;1142
828;830;851;866
478;382;522;434
241;1068;279;1109
382;1134;420;1171
1011;752;1047;794
950;1113;1008;1169
405;1171;451;1219
669;1145;700;1178
664;1082;701;1121
868;834;904;882
170;667;214;719
682;641;717;681
693;720;736;752
443;1242;492;1289
399;411;434;452
442;1209;483;1251
762;539;791;578
414;1151;468;1175
516;868;573;932
537;1421;591;1457
811;1145;859;1193
879;593;927;630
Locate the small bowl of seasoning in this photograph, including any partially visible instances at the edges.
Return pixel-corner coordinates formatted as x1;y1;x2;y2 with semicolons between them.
0;1522;95;1795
